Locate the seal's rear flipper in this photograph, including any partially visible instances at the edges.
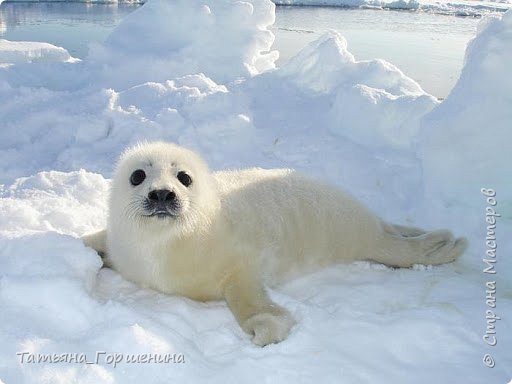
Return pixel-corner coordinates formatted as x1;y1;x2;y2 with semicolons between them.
372;224;467;268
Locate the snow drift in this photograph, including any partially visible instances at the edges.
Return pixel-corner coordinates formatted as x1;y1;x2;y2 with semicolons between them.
0;0;510;383
419;11;512;210
88;0;278;88
0;40;77;65
278;31;437;148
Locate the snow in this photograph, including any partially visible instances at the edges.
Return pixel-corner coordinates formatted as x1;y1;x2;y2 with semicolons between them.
0;0;511;383
87;0;278;88
0;40;77;65
419;12;512;210
278;31;438;149
273;0;512;16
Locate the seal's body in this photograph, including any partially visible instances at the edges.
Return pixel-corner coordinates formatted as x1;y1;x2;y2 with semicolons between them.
83;142;467;346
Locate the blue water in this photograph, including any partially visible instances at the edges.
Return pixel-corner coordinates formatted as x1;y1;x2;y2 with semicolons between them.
0;2;479;97
0;3;139;57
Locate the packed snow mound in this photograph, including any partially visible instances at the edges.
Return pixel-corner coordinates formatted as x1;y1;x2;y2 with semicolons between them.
0;170;108;237
0;40;77;65
278;31;437;149
88;0;278;89
419;10;512;211
0;72;253;183
280;31;424;95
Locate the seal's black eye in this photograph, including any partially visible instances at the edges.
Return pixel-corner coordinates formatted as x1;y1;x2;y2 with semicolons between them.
177;171;192;187
130;169;146;186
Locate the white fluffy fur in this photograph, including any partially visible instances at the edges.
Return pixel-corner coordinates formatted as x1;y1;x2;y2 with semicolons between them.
83;142;467;346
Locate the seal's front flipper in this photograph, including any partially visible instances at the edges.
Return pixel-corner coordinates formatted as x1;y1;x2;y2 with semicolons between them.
222;266;296;346
82;229;109;265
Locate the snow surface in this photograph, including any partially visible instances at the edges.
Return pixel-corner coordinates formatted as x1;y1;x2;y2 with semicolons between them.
0;0;511;383
0;40;77;65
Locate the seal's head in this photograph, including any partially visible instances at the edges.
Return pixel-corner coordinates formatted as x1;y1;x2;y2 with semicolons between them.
109;142;219;237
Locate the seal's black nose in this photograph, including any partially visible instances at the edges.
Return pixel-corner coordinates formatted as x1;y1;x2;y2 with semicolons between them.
148;189;176;203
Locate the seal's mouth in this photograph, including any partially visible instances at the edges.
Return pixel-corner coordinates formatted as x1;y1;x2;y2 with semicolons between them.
141;207;180;218
142;204;182;219
141;197;182;219
149;209;176;218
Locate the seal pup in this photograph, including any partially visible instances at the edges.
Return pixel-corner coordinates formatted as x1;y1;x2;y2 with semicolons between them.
83;142;467;346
